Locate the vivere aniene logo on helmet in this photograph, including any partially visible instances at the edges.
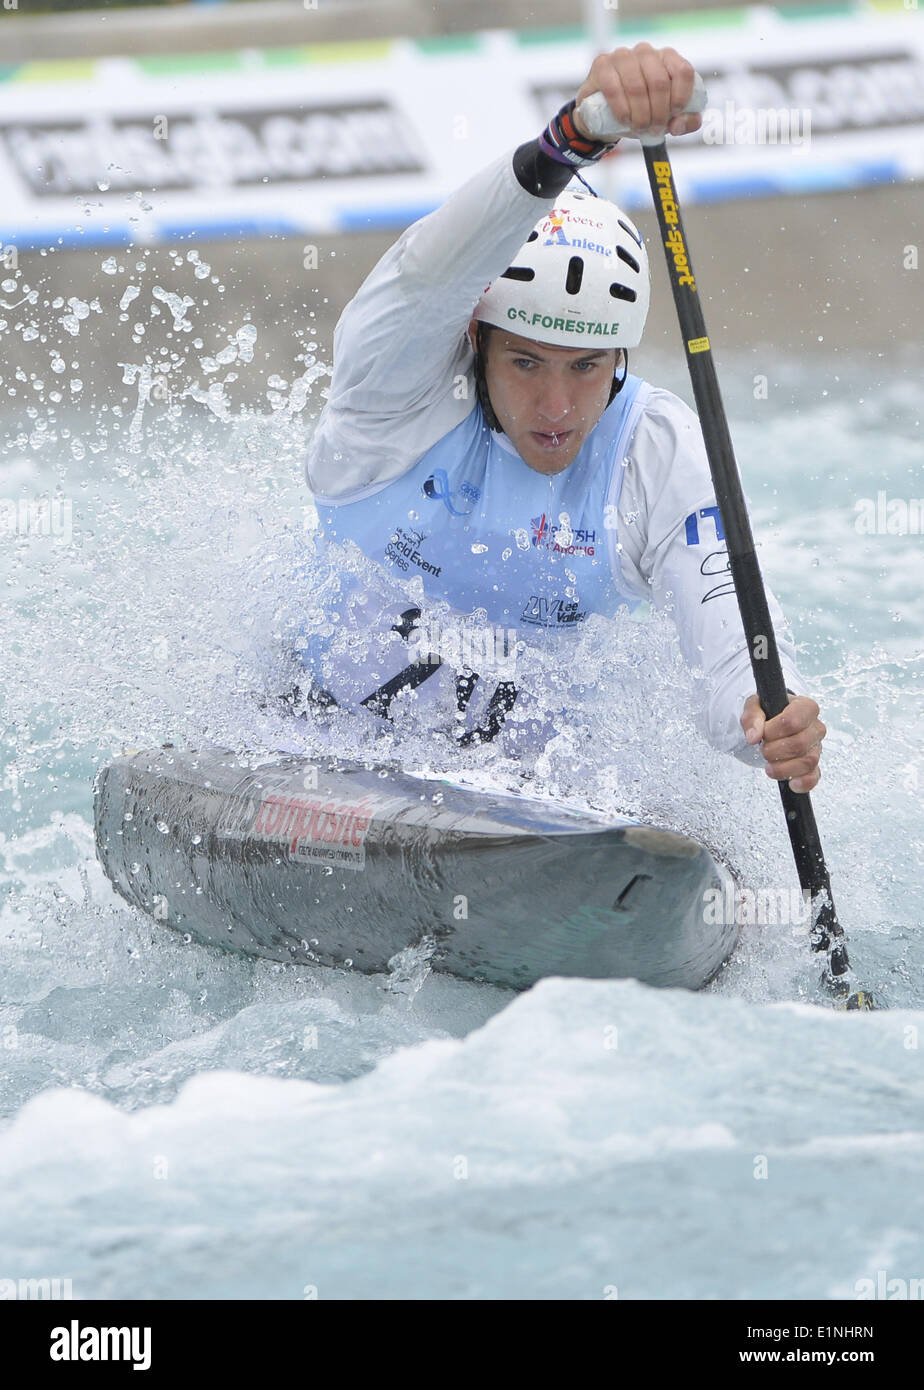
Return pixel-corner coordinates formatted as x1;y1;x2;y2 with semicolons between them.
506;307;620;336
544;234;613;258
542;210;612;257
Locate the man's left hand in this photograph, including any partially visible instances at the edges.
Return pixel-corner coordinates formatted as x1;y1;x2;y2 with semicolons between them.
740;693;826;793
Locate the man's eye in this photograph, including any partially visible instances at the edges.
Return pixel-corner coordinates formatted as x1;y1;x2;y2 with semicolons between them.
513;358;536;369
574;360;598;372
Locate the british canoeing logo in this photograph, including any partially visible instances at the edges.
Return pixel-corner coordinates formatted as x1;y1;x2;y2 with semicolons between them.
530;514;597;557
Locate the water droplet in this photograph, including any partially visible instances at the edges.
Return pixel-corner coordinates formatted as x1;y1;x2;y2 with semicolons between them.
191;834;201;845
156;820;169;834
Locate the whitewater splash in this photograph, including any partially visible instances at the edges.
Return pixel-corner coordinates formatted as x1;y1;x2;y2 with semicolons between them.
0;250;921;1300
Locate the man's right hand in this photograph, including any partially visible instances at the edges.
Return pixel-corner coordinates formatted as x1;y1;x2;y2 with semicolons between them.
573;43;701;142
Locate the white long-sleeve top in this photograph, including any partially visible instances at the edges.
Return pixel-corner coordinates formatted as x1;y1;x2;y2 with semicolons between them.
305;152;806;757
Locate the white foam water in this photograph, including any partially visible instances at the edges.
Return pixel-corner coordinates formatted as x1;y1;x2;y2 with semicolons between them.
0;254;921;1298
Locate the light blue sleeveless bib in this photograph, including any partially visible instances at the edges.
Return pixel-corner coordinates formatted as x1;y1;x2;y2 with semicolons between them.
315;374;651;636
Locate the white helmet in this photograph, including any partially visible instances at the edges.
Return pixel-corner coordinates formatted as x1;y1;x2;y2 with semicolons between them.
473;190;649;349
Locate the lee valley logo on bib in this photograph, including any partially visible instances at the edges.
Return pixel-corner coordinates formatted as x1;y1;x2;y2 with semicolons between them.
507;308;620;336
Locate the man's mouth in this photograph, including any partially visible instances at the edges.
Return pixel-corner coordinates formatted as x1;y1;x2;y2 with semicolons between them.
530;429;573;450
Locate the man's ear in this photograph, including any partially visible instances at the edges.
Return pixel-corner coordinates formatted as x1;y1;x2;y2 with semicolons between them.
466;316;479;353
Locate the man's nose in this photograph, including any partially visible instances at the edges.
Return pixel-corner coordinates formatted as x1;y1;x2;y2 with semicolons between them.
537;378;573;423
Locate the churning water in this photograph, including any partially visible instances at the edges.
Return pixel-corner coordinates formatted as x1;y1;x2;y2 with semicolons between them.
0;253;921;1299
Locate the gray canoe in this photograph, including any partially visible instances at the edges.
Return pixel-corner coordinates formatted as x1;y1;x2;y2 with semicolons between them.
93;747;738;991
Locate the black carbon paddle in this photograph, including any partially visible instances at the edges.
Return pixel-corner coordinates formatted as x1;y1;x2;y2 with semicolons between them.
578;81;875;1010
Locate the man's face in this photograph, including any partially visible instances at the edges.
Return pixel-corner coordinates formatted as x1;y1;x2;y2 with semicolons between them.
471;321;619;476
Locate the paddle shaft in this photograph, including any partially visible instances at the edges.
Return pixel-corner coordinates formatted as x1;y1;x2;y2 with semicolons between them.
641;144;849;980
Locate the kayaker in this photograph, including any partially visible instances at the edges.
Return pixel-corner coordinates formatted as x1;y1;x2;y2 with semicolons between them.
301;42;826;794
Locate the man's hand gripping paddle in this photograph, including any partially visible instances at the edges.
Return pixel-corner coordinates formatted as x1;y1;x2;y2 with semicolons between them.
577;76;875;1010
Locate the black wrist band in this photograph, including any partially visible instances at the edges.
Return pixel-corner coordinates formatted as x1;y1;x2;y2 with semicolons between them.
538;100;614;168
